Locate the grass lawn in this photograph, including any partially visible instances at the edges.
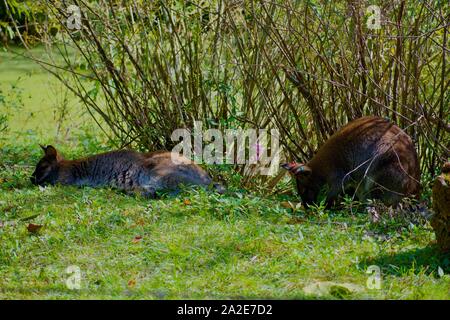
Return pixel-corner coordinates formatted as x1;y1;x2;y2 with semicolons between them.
0;47;449;299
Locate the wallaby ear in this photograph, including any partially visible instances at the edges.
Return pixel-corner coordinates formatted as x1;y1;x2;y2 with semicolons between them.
281;161;312;177
44;145;58;160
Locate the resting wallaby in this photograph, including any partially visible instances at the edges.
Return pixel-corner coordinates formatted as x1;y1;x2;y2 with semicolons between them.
282;116;420;206
31;145;224;197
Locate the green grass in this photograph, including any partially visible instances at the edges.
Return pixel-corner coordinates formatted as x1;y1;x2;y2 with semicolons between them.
0;47;449;300
0;45;96;144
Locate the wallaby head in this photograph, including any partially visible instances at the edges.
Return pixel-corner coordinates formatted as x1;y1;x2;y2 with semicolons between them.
30;145;63;186
281;161;316;204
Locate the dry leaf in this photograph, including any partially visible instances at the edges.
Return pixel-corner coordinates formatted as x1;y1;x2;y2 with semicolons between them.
27;223;43;233
280;201;292;208
183;199;191;205
280;201;302;210
128;279;136;287
132;235;142;243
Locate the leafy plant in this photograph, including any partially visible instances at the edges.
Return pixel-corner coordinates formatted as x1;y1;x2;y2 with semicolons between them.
0;0;54;45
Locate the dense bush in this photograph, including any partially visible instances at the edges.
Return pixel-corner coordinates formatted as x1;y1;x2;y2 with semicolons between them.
31;0;449;187
0;0;55;45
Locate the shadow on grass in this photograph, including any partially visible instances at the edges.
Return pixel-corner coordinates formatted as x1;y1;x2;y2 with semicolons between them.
360;245;450;276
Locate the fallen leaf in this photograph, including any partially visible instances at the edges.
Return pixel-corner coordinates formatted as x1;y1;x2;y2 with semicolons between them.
183;199;191;205
128;279;136;287
27;223;43;233
132;235;142;243
280;201;302;210
280;201;292;208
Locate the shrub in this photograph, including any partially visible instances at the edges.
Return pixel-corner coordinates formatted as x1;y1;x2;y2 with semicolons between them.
30;0;449;188
0;0;53;45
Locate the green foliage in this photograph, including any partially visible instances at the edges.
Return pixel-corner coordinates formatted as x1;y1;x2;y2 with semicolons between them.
0;5;448;300
0;0;51;45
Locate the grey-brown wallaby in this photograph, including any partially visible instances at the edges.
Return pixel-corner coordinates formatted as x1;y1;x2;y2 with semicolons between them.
31;146;225;197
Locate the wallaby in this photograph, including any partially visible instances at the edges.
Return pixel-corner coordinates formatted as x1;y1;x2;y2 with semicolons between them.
31;145;225;197
282;116;420;206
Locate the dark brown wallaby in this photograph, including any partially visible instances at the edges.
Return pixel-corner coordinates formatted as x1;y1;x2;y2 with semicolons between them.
282;116;420;206
31;145;225;197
